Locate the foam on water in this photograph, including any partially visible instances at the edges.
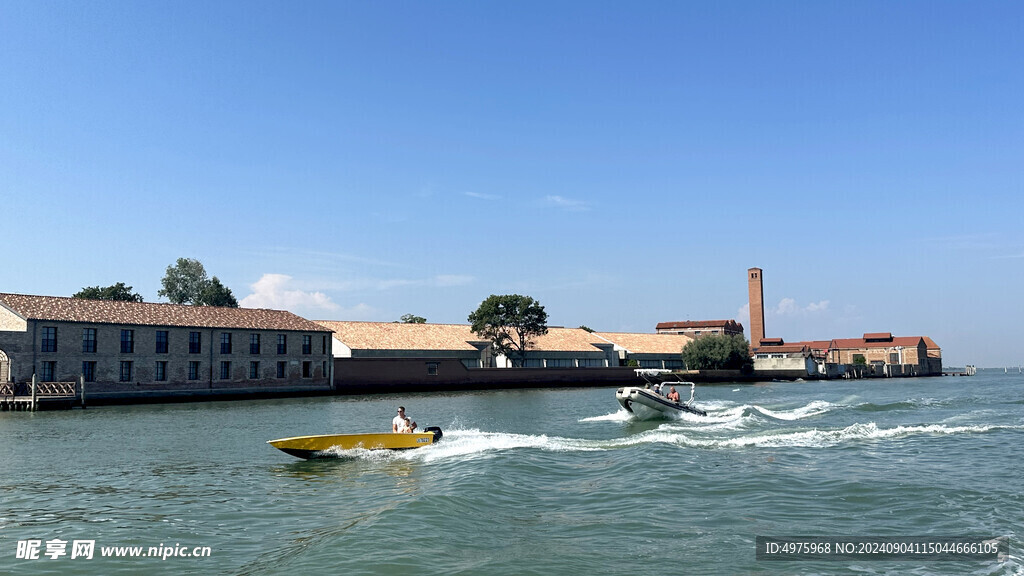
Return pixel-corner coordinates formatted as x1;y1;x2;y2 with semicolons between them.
316;422;1024;462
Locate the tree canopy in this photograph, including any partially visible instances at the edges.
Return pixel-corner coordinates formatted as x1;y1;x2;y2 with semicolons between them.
399;314;427;324
468;294;548;367
680;334;753;372
158;258;238;307
73;282;144;302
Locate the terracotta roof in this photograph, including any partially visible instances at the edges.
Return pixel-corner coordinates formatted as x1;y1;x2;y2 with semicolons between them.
523;327;607;352
594;332;693;354
316;321;483;351
0;293;329;332
753;343;810;354
316;321;609;353
656;320;742;330
788;340;833;350
922;336;941;350
864;332;894;341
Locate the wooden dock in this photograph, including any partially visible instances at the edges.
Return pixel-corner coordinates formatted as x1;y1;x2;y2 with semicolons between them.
0;379;78;411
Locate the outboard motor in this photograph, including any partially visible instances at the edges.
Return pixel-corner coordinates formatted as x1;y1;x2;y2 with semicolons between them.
423;426;443;442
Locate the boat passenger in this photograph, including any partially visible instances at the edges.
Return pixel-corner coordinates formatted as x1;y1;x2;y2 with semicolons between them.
399;417;417;433
393;406;417;433
666;386;681;403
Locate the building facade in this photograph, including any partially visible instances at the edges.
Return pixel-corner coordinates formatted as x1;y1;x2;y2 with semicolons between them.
655;320;744;339
0;294;333;400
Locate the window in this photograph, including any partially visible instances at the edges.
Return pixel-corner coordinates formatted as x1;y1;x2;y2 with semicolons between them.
523;359;544;368
41;361;56;381
249;361;260;379
188;361;200;381
220;333;232;354
121;330;134;353
155;361;167;381
83;361;96;383
461;359;481;369
42;327;57;352
322;335;328;354
155;331;169;354
220;361;231;380
276;361;286;378
426;362;439;376
302;335;312;355
250;334;260;355
579;358;605;368
277;335;287;354
120;361;133;382
189;332;201;354
322;361;327;378
82;328;97;353
302;361;311;378
889;353;900;365
664;360;684;369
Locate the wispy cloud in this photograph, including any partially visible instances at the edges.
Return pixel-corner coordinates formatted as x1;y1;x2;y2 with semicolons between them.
544;195;591;212
464;191;500;200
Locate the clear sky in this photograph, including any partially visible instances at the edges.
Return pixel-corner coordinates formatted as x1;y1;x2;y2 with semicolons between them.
2;1;1022;367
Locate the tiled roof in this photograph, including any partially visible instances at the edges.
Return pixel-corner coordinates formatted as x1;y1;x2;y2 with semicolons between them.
787;340;833;350
595;332;693;354
656;320;742;330
0;293;329;332
863;332;894;341
922;336;941;350
753;343;810;354
317;321;609;353
316;321;484;351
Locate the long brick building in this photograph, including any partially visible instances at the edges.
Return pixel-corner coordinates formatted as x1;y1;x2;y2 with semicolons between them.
0;293;333;402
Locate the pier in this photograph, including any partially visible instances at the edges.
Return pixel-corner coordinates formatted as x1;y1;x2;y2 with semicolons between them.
0;377;79;411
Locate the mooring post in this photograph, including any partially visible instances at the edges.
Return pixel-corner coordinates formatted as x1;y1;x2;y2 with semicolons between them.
80;375;87;409
31;374;37;412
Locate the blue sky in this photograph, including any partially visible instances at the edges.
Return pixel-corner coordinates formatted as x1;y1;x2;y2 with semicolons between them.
2;1;1022;367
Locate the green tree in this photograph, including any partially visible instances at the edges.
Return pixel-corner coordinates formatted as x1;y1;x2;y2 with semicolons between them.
73;282;144;302
158;258;237;307
468;294;548;367
578;325;594;333
680;334;753;372
400;314;427;324
198;277;238;307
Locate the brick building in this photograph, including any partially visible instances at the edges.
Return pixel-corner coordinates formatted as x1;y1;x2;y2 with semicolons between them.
0;293;333;401
655;320;744;339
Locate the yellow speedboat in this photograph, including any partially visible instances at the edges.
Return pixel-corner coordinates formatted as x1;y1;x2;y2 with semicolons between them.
268;427;443;459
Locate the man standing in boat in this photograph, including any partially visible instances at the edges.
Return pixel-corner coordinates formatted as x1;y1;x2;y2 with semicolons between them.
393;406;417;433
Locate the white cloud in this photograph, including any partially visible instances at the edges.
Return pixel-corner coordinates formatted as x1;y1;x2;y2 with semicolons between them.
770;297;829;316
544;195;591;212
464;191;500;200
240;274;341;313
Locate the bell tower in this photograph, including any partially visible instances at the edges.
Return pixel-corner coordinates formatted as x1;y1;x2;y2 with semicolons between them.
748;268;765;346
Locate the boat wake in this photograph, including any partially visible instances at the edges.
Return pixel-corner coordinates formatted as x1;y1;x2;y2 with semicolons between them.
322;422;1024;463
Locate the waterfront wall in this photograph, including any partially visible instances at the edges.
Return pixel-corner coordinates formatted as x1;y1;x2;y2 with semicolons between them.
333;357;645;394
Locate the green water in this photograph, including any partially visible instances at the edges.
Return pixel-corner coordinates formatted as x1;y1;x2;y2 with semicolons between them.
1;373;1021;575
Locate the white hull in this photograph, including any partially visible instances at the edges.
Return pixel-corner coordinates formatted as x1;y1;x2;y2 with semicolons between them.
616;386;707;420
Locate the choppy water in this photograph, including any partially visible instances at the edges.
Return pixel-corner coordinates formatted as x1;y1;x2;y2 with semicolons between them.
1;372;1022;575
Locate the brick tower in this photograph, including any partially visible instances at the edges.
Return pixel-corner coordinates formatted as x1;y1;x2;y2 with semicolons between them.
748;267;765;346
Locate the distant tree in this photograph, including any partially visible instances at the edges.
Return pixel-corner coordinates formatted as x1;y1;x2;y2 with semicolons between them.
578;325;594;333
400;314;427;324
468;294;548;367
73;283;144;302
680;334;753;372
158;258;237;307
198;277;238;307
